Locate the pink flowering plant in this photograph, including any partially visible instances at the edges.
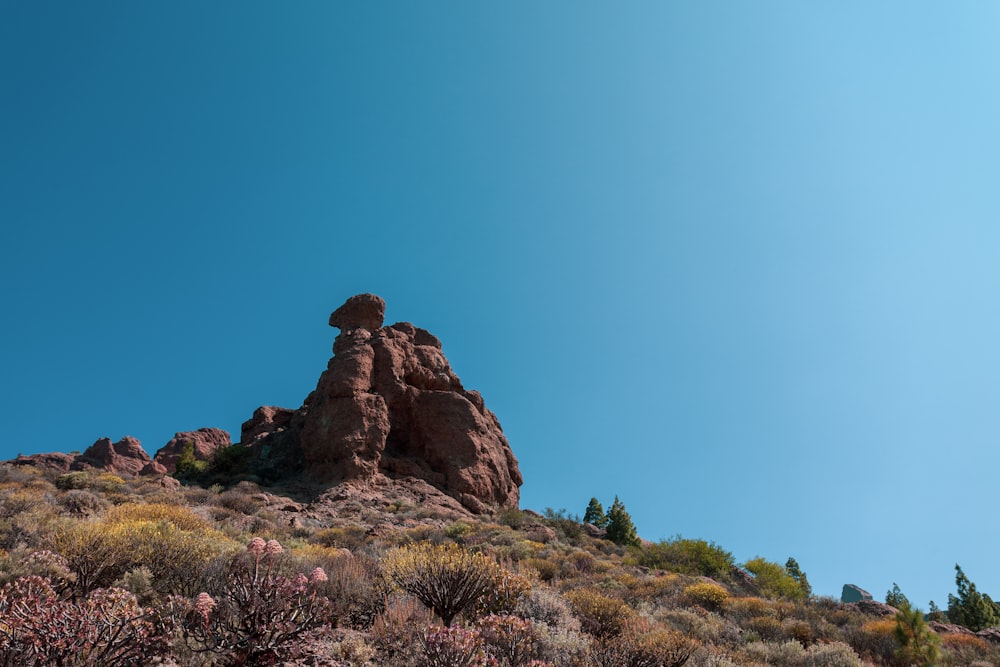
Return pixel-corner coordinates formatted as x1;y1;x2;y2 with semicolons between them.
176;538;332;665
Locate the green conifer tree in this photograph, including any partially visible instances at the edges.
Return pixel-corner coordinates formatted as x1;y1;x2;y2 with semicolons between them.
583;497;608;528
947;565;1000;631
885;582;910;609
894;604;941;667
785;557;812;598
605;496;639;546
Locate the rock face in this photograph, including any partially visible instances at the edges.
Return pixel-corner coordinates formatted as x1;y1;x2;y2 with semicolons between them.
153;428;232;473
11;452;75;472
72;436;164;477
246;294;522;513
841;584;873;604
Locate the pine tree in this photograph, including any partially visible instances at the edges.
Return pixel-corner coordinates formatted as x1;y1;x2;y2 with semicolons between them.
583;498;608;528
894;604;941;667
947;565;1000;631
605;496;639;546
785;557;812;598
885;582;910;609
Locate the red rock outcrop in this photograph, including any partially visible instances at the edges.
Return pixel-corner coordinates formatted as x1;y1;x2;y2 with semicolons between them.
246;294;522;513
11;452;75;472
152;428;232;473
72;436;164;477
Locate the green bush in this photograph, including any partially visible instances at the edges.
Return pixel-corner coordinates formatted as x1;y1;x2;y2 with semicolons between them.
745;557;808;601
629;537;735;579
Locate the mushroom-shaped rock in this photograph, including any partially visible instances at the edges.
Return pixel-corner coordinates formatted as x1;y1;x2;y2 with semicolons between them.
329;294;386;331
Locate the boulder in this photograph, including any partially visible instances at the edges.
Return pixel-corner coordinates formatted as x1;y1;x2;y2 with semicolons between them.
328;293;385;331
153;427;232;473
241;406;295;446
71;436;156;477
841;584;873;604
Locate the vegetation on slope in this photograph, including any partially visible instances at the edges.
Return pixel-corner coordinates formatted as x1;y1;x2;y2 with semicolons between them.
0;463;998;666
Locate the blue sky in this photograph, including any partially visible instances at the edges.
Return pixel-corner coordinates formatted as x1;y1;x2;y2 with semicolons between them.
4;2;1000;609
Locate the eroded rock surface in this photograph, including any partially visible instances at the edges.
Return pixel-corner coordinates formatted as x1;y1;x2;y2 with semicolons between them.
72;436;162;477
246;294;522;513
153;428;232;473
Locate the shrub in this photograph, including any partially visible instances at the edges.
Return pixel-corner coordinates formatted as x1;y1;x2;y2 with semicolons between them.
746;615;783;640
382;542;513;627
476;614;545;666
310;525;369;550
176;538;332;665
682;581;730;610
630;537;735;579
947;565;1000;631
0;575;171;666
847;618;899;665
565;588;634;639
803;641;864;667
744;557;807;601
516;584;580;630
588;618;697;667
525;557;559;582
55;471;90;491
421;625;488;667
371;596;435;664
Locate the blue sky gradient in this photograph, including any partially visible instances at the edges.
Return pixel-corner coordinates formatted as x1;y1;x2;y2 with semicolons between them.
4;2;999;609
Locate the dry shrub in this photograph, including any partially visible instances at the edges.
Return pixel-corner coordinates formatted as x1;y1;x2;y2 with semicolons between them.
588;617;698;667
103;502;211;531
310;524;368;550
211;488;263;515
476;614;546;666
371;596;435;665
525;557;559;582
58;489;108;516
682;581;730;610
723;596;773;621
316;551;386;628
940;632;992;665
517;584;580;630
803;641;864;667
746;615;783;640
565;588;635;639
624;572;680;603
846;618;900;665
782;618;814;646
740;639;807;666
656;608;729;643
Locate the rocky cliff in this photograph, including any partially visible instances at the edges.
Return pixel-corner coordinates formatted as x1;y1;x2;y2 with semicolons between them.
242;294;522;513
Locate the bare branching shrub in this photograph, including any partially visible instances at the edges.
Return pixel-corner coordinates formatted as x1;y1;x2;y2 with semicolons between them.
804;641;863;667
383;542;516;626
310;524;369;550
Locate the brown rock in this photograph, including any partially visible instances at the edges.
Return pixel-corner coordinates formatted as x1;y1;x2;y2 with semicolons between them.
329;293;385;331
153;428;231;473
848;600;899;617
11;452;75;472
929;622;974;635
241;406;295;445
244;295;522;513
977;627;1000;643
140;460;169;476
72;436;155;477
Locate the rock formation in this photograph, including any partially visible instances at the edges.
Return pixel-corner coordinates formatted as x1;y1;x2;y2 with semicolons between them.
152;428;232;473
243;293;522;513
72;436;165;477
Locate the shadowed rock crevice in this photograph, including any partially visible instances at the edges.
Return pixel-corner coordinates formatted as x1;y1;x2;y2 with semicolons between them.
242;294;521;513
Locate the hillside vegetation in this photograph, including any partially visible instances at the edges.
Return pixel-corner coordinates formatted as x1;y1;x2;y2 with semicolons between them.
0;464;997;666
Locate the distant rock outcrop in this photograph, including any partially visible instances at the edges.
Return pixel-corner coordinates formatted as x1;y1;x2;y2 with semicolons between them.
11;452;75;472
72;436;164;477
244;293;522;513
152;428;231;473
841;584;873;604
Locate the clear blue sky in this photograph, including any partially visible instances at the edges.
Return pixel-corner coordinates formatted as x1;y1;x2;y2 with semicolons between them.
4;2;999;610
